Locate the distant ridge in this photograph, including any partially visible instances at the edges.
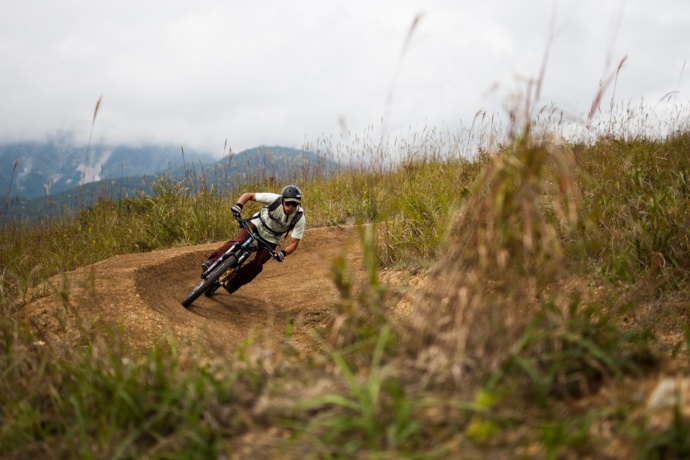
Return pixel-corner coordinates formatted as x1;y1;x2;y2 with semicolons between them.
1;144;335;222
0;142;213;199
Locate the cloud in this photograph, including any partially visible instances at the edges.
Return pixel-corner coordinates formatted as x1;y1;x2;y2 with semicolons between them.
1;0;688;156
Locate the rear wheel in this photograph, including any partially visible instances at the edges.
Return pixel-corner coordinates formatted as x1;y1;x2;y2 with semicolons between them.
181;255;238;308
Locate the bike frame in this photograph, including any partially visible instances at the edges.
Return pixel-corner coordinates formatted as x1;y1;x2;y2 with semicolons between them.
201;216;277;281
181;216;279;308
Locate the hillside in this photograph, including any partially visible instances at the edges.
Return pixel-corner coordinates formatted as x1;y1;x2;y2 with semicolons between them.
0;142;213;198
3;127;690;458
17;211;690;459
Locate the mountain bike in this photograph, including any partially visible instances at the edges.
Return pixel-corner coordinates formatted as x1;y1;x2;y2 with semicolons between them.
181;216;279;308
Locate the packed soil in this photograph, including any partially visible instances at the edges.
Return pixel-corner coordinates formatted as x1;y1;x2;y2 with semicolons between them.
27;226;372;354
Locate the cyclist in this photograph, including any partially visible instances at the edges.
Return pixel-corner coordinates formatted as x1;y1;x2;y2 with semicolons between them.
202;185;305;294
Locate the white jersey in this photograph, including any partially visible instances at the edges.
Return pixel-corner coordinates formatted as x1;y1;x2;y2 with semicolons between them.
249;192;306;244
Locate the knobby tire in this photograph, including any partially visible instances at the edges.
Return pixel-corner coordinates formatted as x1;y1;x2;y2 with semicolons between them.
181;255;238;308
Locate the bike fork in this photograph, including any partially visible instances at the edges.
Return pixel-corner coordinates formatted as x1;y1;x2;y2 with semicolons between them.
201;244;239;279
218;251;248;284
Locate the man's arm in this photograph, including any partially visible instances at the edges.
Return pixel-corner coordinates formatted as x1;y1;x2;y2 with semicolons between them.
236;192;256;206
282;237;300;255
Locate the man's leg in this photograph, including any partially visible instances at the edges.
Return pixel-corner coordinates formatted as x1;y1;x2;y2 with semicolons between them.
227;244;276;292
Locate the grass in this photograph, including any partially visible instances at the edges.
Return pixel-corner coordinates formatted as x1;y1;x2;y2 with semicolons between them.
2;99;690;458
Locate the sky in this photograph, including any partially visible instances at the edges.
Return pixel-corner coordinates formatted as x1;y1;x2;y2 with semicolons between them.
1;0;689;157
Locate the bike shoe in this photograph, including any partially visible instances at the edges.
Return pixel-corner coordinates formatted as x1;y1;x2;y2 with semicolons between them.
224;281;239;294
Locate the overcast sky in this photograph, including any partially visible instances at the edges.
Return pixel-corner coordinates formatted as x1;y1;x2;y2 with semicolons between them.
1;0;688;156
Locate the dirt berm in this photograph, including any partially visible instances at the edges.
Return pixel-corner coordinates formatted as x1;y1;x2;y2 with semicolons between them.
28;226;373;354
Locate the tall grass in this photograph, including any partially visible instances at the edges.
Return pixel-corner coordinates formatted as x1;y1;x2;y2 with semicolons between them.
3;99;690;457
576;132;690;288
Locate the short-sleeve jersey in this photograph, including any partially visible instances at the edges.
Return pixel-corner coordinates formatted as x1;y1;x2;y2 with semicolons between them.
249;192;306;244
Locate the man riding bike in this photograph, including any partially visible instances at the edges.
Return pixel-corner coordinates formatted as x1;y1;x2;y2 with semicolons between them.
202;185;305;295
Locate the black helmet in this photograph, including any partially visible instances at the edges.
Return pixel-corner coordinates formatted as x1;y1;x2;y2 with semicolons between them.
281;185;302;203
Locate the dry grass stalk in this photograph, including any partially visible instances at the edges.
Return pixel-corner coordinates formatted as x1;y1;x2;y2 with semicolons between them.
404;129;580;386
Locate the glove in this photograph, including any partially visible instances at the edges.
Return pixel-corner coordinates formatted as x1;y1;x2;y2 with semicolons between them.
231;203;243;218
273;250;286;262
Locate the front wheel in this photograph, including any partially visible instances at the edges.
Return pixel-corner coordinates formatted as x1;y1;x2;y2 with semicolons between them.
181;255;238;308
204;280;220;297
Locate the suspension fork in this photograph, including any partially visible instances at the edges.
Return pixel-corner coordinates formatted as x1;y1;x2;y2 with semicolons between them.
218;267;237;284
217;245;252;284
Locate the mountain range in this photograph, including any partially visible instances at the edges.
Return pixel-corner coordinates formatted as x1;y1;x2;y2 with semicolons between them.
1;142;334;221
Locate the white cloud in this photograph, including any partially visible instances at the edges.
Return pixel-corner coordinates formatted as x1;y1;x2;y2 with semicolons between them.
1;0;688;156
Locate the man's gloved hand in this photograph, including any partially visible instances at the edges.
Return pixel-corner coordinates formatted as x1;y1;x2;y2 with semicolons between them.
273;250;286;262
231;203;243;218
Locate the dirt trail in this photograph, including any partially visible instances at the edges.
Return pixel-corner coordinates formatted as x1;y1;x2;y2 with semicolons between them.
28;226;365;353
